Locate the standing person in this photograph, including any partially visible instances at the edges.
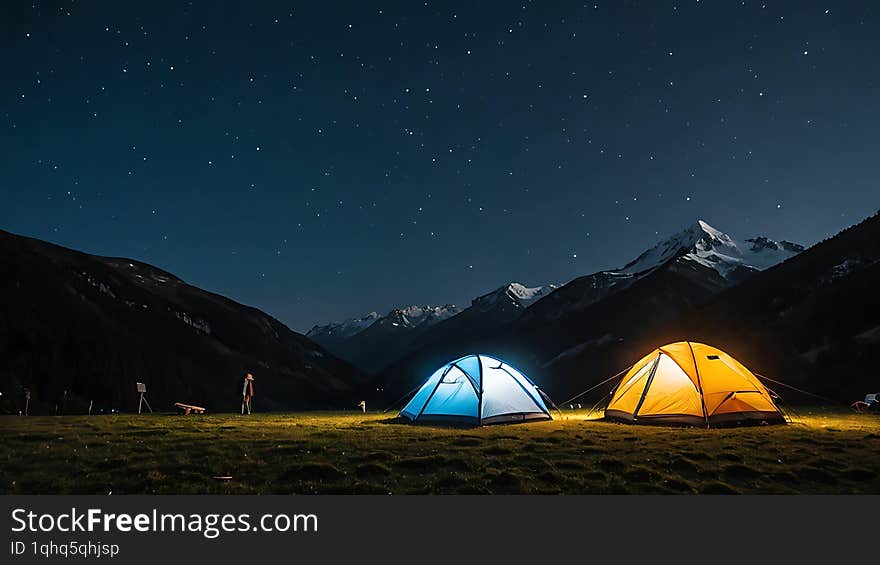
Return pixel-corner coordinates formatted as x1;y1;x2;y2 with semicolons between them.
241;373;255;415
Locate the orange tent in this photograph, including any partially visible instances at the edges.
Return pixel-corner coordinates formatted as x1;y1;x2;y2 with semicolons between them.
605;341;785;427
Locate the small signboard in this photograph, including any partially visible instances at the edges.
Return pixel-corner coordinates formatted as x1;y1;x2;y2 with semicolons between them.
136;382;152;414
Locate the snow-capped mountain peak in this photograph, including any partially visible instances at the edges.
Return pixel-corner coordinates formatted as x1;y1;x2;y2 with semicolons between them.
306;303;462;372
473;282;558;310
310;304;461;339
615;219;802;279
307;311;380;339
507;282;557;303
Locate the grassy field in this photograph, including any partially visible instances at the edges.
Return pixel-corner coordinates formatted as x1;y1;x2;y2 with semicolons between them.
1;408;878;494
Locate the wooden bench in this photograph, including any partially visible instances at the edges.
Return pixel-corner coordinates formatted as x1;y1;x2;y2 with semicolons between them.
174;402;206;415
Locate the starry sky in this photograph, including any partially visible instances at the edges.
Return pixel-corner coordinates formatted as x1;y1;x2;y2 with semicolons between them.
2;1;879;332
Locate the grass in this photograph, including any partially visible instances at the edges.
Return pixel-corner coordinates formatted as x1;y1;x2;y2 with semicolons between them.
1;407;878;494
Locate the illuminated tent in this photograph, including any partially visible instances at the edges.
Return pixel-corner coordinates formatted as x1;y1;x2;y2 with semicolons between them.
605;342;784;427
400;354;552;425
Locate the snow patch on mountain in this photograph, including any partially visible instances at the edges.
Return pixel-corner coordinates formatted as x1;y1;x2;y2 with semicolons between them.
173;310;211;335
385;304;461;328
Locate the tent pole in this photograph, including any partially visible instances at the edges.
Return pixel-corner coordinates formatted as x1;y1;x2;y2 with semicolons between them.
415;365;452;419
477;355;483;426
688;342;710;428
538;389;563;419
586;390;612;419
766;386;799;423
632;354;662;420
496;364;552;418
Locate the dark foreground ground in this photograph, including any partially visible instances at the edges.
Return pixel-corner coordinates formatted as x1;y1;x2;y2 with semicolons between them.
1;408;878;494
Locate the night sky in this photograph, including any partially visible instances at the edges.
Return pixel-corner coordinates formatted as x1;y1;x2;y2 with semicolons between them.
3;1;879;331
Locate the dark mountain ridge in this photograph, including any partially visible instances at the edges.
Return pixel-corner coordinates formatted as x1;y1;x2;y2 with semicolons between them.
0;229;365;415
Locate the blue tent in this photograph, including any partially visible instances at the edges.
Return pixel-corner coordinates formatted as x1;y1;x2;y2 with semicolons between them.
400;354;552;425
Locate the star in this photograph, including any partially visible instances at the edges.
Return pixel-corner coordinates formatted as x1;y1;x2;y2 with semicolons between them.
4;1;869;335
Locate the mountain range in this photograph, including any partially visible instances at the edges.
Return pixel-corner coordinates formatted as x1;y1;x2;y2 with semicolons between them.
312;220;804;394
376;215;879;407
3;212;877;415
308;283;557;374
